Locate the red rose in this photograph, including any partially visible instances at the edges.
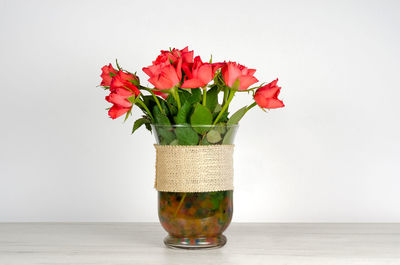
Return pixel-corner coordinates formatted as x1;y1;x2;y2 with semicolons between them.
181;56;219;88
143;46;193;77
221;62;258;90
143;47;193;90
211;62;224;73
143;58;182;90
107;105;131;120
100;64;117;86
106;71;141;119
110;71;141;96
254;79;284;109
154;46;193;66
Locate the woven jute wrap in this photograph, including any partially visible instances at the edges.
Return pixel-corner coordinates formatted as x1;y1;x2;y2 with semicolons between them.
154;144;234;192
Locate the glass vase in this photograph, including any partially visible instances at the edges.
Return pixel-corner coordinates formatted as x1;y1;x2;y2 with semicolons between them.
151;124;238;249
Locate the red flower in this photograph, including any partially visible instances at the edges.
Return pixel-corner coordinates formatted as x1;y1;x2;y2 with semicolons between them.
107;105;131;120
110;71;141;96
221;62;258;90
181;56;220;88
106;71;141;119
100;64;117;86
143;46;193;77
211;62;224;73
143;47;194;90
143;58;183;90
254;79;285;109
154;46;193;66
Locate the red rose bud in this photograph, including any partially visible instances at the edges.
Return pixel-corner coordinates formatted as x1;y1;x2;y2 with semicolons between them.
221;62;258;90
105;71;141;119
181;56;219;88
100;64;117;87
110;71;141;97
107;105;131;120
254;79;285;109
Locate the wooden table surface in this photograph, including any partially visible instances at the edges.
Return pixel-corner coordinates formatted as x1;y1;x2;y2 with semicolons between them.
1;223;399;265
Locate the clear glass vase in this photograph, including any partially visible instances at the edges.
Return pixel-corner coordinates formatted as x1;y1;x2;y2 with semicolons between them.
151;124;238;249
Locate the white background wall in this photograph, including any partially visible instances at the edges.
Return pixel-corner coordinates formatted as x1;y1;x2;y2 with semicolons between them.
1;0;399;222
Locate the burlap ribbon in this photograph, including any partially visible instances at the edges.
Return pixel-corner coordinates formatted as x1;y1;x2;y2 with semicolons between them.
154;144;234;192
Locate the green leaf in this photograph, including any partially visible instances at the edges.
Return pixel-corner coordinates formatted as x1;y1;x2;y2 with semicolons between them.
175;126;199;145
124;108;132;122
153;106;175;144
127;95;136;103
176;101;192;124
166;94;177;107
115;59;122;70
128;78;140;87
227;106;247;125
188;88;202;104
166;101;177;116
142;95;157;112
206;86;219;112
178;89;191;105
231;79;240;90
169;139;179;145
213;110;229;123
222;127;236;144
214;103;222;113
206;129;222;143
144;122;152;133
215;123;226;134
190;103;213;134
153;106;171;125
132;118;149;134
160;100;170;117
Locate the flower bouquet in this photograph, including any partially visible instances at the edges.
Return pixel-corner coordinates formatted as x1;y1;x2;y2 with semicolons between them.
98;46;284;249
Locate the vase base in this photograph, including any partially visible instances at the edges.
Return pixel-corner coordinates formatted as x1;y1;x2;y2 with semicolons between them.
163;235;227;249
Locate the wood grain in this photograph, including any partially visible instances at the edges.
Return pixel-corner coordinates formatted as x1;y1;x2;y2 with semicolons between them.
0;223;399;265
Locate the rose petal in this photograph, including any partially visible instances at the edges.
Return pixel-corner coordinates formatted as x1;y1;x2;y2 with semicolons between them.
247;69;256;76
108;105;130;119
106;93;132;108
257;98;285;109
149;73;174;90
238;75;259;90
222;62;242;87
181;78;206;88
197;64;213;84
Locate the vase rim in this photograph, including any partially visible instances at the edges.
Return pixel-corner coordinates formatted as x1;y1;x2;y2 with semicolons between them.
150;124;239;128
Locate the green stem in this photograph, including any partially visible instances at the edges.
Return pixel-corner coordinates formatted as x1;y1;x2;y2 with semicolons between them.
222;86;229;106
202;87;207;106
171;87;181;110
142;88;164;115
213;90;236;125
236;86;259;92
174;193;186;217
139;85;156;90
136;99;154;121
245;101;257;114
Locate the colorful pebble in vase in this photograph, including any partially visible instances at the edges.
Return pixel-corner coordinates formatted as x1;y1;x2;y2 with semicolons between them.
158;191;233;248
